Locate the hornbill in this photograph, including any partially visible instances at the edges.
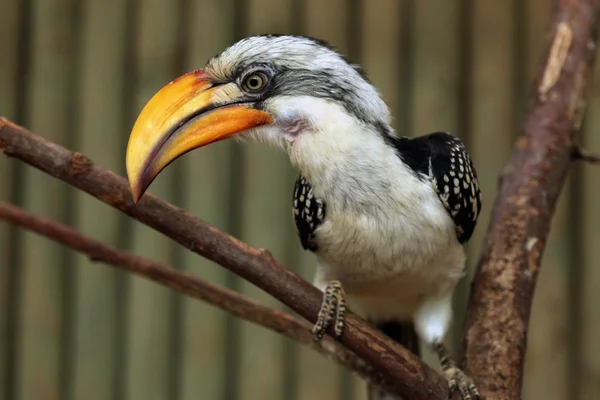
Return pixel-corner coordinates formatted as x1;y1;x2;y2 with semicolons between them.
125;34;482;400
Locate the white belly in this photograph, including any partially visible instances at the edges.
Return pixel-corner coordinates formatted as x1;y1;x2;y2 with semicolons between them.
287;115;467;325
311;197;466;322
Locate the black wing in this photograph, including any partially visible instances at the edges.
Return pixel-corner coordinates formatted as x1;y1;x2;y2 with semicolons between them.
292;174;326;251
425;132;482;244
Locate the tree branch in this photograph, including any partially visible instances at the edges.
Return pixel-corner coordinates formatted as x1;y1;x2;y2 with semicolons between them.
0;119;448;399
3;1;598;396
573;145;600;164
0;201;400;393
462;1;600;398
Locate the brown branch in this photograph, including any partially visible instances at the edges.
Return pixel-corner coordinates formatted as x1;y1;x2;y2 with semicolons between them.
462;1;600;399
573;145;600;164
0;120;448;399
0;201;397;392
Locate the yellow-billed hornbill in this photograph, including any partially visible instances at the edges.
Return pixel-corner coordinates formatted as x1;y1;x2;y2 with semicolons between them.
125;34;482;400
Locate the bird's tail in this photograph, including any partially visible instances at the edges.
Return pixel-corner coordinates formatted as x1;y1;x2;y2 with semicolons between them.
367;321;421;400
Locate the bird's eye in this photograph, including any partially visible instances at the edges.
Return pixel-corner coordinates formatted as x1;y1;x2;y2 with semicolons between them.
242;72;268;93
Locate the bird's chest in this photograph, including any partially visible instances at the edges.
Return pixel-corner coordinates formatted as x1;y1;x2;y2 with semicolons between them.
293;172;464;298
290;134;466;305
314;200;454;283
313;205;466;321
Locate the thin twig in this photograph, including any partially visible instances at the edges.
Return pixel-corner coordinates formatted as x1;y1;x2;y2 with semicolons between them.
0;201;394;393
0;120;448;399
462;1;600;398
573;145;600;164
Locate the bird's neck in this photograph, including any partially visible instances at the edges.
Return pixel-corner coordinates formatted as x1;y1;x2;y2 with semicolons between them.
287;109;416;209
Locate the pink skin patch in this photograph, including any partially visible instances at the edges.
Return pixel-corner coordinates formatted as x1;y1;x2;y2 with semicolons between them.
276;114;311;144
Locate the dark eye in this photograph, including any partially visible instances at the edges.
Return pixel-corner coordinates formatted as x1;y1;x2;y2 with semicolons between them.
242;72;268;93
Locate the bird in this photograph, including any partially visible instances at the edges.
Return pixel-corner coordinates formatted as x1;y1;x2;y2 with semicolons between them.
125;34;482;400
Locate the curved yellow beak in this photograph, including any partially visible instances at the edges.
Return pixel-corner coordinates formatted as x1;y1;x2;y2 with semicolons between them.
126;69;274;202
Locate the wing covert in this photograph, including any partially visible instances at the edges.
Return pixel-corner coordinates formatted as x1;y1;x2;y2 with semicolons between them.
426;133;482;244
292;174;326;251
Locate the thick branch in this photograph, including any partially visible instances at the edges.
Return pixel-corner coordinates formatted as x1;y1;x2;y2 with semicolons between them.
0;119;447;399
463;1;600;398
0;201;397;392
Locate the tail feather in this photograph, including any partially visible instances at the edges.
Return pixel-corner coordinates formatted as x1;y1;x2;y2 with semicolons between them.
367;321;420;400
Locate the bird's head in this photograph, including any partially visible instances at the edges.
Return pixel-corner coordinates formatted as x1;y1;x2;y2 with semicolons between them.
126;34;391;202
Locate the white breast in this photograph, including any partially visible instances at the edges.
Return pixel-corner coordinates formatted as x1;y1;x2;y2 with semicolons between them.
285;99;466;322
309;165;466;321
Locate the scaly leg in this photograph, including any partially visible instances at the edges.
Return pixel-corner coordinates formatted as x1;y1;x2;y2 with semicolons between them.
434;342;481;400
311;280;346;341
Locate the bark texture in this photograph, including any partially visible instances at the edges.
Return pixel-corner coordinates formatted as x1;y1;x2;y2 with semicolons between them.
0;201;402;393
2;1;599;397
0;119;447;399
462;1;600;399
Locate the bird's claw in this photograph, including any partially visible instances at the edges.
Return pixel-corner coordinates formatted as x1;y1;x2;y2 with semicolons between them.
434;342;481;400
311;280;346;341
444;366;480;400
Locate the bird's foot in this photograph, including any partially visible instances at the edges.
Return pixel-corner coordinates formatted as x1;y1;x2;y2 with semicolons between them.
434;342;481;400
311;280;346;342
444;366;480;400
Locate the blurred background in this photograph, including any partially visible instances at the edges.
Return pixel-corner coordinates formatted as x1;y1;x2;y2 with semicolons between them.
0;0;599;399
